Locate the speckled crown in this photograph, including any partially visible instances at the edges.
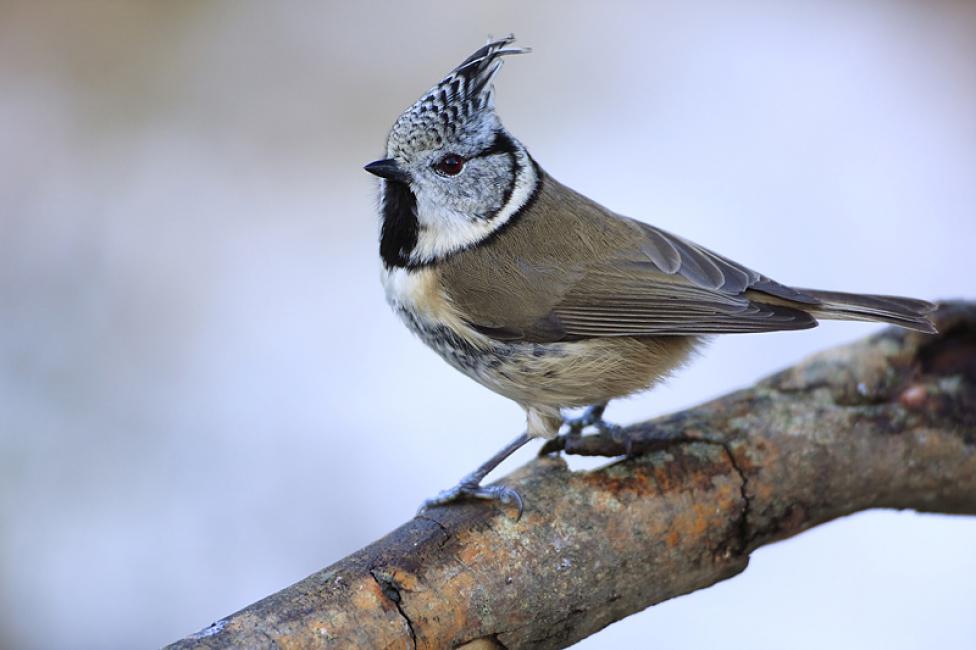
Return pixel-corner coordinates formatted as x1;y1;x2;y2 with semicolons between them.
386;35;529;160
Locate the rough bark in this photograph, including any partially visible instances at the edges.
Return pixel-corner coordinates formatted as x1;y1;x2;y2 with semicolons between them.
168;301;976;650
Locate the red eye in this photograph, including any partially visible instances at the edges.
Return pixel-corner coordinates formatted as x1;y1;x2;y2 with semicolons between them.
433;153;465;176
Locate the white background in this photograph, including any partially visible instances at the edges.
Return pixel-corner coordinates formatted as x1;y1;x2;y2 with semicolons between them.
1;2;974;648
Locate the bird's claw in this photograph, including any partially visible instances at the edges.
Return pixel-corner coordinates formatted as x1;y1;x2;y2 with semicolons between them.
418;482;524;520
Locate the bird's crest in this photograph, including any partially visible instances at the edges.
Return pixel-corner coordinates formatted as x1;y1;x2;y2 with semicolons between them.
387;35;530;159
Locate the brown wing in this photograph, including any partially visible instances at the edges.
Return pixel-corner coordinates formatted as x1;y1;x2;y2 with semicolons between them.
545;218;820;339
440;171;820;343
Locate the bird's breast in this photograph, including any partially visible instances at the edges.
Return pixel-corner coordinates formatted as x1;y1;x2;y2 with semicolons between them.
381;265;491;359
382;266;455;325
380;266;701;410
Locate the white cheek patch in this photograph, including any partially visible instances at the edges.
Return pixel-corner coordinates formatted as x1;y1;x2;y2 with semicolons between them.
408;146;538;265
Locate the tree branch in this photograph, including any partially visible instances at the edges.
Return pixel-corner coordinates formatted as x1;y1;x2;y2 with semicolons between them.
168;302;976;650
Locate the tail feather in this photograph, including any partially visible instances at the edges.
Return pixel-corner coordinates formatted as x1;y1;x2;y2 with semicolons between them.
795;288;938;334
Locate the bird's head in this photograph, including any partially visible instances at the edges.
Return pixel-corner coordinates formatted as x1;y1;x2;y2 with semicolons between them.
366;35;540;268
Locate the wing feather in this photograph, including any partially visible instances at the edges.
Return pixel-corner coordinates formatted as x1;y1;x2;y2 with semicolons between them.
443;171;823;343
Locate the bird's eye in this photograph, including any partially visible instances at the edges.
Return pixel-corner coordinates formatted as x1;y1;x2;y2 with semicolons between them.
433;153;466;176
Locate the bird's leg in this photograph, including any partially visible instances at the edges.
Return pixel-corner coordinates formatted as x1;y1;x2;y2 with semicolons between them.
418;432;532;518
564;402;624;438
540;403;627;455
561;402;605;438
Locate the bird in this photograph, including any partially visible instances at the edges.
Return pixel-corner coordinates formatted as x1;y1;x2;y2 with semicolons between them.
364;35;936;517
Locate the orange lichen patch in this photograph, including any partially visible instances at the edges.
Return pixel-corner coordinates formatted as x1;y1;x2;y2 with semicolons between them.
275;634;308;650
654;460;722;494
738;435;781;505
650;463;679;493
392;569;419;592
666;529;681;548
580;464;654;495
682;497;727;539
657;476;743;552
270;601;406;650
727;440;758;474
710;479;742;511
751;472;775;505
582;444;730;500
356;576;391;614
437;564;477;599
275;618;339;650
659;514;701;556
457;540;486;566
413;567;479;643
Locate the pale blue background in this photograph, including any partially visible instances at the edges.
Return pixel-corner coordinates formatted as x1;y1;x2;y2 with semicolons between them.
1;2;974;648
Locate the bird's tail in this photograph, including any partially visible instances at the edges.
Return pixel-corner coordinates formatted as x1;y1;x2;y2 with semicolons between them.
796;288;938;334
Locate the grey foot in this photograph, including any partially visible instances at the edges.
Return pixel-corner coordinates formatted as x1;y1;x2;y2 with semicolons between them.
418;482;524;519
417;432;532;520
563;403;623;436
563;403;605;436
541;403;626;455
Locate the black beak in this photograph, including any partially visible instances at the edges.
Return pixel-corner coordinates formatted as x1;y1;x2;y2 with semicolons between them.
364;158;411;183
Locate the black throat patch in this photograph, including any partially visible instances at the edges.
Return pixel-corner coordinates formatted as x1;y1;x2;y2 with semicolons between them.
379;180;419;269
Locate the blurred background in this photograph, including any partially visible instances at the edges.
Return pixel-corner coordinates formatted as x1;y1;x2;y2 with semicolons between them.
1;2;975;648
